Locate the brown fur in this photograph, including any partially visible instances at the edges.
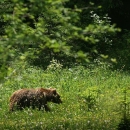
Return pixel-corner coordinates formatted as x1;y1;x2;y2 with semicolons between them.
9;88;62;112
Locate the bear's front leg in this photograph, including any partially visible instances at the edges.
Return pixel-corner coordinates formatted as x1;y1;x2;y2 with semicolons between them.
44;104;50;112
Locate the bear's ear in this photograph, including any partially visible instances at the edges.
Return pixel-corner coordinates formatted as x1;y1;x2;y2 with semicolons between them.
52;89;56;95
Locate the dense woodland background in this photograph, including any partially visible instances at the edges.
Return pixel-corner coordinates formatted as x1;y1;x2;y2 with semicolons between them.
0;0;130;80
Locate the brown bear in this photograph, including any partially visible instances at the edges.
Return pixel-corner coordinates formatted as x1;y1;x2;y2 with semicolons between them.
9;88;62;112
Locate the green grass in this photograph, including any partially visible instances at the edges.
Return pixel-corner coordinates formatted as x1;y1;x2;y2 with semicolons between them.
0;60;130;130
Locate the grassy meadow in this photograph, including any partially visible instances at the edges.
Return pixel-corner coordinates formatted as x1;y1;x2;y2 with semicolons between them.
0;59;130;130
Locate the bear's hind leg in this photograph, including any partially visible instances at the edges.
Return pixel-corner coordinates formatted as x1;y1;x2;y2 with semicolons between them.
9;102;15;112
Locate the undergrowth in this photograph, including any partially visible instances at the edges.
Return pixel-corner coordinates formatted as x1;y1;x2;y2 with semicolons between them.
0;59;130;130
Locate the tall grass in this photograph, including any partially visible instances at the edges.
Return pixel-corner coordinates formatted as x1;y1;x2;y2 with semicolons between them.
0;59;130;129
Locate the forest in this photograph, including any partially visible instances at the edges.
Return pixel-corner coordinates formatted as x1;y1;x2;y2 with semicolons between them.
0;0;130;129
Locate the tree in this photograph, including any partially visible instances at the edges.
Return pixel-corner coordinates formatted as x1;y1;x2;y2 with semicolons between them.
0;0;119;80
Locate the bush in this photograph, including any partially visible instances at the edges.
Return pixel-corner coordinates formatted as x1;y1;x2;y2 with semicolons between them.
0;0;119;80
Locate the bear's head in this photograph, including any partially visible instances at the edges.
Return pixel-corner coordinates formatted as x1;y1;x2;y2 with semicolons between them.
50;89;62;104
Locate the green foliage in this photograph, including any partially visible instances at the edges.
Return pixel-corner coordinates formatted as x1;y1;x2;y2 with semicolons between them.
47;58;63;71
0;0;119;80
118;88;130;129
109;30;130;70
79;86;100;111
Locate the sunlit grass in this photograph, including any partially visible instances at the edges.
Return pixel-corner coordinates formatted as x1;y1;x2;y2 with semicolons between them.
0;60;130;129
